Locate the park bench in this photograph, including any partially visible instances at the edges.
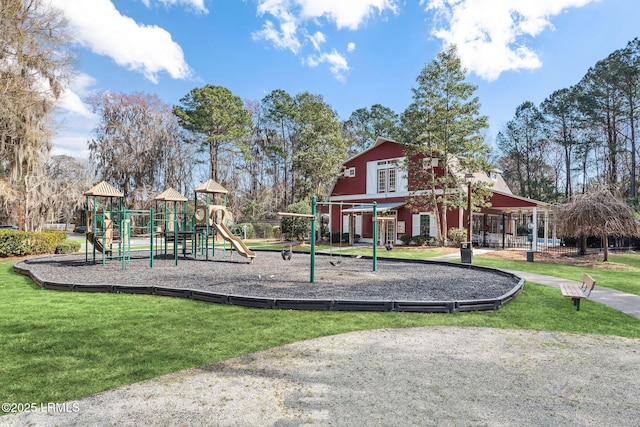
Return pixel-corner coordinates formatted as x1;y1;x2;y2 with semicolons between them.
560;273;596;311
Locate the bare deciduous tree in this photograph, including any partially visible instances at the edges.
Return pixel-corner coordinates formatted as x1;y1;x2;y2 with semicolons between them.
0;0;75;228
555;188;640;261
88;92;195;208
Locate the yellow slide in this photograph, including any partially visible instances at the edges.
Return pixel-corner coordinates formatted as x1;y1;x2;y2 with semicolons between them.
212;223;256;262
87;214;113;255
86;232;112;255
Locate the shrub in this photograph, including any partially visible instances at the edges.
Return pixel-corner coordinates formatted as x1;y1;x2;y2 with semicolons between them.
252;222;273;239
55;240;81;254
412;235;426;246
43;229;68;243
400;235;412;245
281;201;312;241
330;232;350;243
28;232;60;254
0;230;32;257
447;227;468;247
272;225;282;240
0;229;76;257
236;223;255;239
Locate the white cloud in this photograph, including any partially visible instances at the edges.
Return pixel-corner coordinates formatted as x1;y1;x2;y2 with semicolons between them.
254;0;397;80
297;0;398;30
252;19;302;53
52;73;99;158
309;31;326;51
141;0;208;14
306;49;350;81
424;0;597;81
57;73;96;118
50;132;93;159
51;0;191;83
347;42;356;52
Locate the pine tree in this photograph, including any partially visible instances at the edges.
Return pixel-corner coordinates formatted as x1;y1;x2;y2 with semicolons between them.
401;45;490;245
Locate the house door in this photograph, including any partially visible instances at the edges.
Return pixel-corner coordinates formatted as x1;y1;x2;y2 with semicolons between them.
378;211;396;245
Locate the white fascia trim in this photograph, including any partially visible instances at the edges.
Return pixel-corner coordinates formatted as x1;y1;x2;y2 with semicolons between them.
329;192;410;202
406;189;447;196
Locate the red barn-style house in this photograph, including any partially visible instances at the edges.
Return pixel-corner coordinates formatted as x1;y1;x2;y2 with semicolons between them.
327;137;557;250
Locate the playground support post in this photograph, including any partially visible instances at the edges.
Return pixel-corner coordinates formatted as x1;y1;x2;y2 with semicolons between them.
311;196;316;283
372;201;377;272
149;208;154;268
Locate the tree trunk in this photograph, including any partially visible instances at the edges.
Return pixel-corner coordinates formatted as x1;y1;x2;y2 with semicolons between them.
602;233;609;262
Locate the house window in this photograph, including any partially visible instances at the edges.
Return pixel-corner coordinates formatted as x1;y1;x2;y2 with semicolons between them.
420;214;430;237
344;167;356;177
378;169;386;193
377;163;397;193
388;168;396;192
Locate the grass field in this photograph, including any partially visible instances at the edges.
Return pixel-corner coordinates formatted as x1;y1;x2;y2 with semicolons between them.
470;254;640;296
1;251;640;410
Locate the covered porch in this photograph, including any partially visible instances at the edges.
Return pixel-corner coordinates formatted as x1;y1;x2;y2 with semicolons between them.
465;192;558;251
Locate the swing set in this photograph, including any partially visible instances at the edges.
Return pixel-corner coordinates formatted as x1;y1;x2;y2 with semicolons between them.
278;196;379;283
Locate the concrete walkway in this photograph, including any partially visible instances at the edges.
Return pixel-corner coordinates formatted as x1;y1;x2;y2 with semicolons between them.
430;252;640;319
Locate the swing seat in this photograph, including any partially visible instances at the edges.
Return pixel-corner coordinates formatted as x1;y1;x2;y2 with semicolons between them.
281;250;292;261
329;259;342;267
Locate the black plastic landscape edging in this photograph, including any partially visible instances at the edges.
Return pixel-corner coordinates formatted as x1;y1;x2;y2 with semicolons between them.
13;256;525;314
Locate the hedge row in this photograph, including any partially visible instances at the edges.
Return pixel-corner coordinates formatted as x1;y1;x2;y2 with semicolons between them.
0;229;78;257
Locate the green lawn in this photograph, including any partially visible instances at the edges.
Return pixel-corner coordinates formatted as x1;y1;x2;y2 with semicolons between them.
247;241;455;259
1;252;640;411
472;254;640;296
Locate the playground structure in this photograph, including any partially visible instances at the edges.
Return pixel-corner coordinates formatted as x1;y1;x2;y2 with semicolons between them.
83;183;394;282
279;196;380;283
193;179;255;262
83;179;255;269
22;189;525;314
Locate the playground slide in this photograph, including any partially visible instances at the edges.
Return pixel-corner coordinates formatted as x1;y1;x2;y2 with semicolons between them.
87;232;111;255
212;223;256;261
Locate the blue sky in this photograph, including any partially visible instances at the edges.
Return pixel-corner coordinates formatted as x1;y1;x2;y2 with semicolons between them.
50;0;640;158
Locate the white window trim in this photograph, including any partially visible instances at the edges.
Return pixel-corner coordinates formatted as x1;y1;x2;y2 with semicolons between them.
423;157;439;169
366;157;408;196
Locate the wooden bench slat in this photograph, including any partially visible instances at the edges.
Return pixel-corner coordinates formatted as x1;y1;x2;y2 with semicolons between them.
560;284;584;298
581;273;596;297
560;273;596;312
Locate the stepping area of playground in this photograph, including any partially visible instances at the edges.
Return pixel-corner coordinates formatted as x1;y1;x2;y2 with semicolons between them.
15;251;522;312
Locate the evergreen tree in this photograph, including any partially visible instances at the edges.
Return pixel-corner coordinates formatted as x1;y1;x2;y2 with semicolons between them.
293;92;348;201
401;45;490;245
343;104;399;155
173;85;252;182
497;101;556;201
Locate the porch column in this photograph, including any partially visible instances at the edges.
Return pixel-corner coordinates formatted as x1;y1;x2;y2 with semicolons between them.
532;207;538;252
458;206;464;229
543;210;549;248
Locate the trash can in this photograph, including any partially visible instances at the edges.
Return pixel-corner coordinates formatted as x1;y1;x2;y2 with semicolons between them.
526;251;535;262
460;242;473;264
